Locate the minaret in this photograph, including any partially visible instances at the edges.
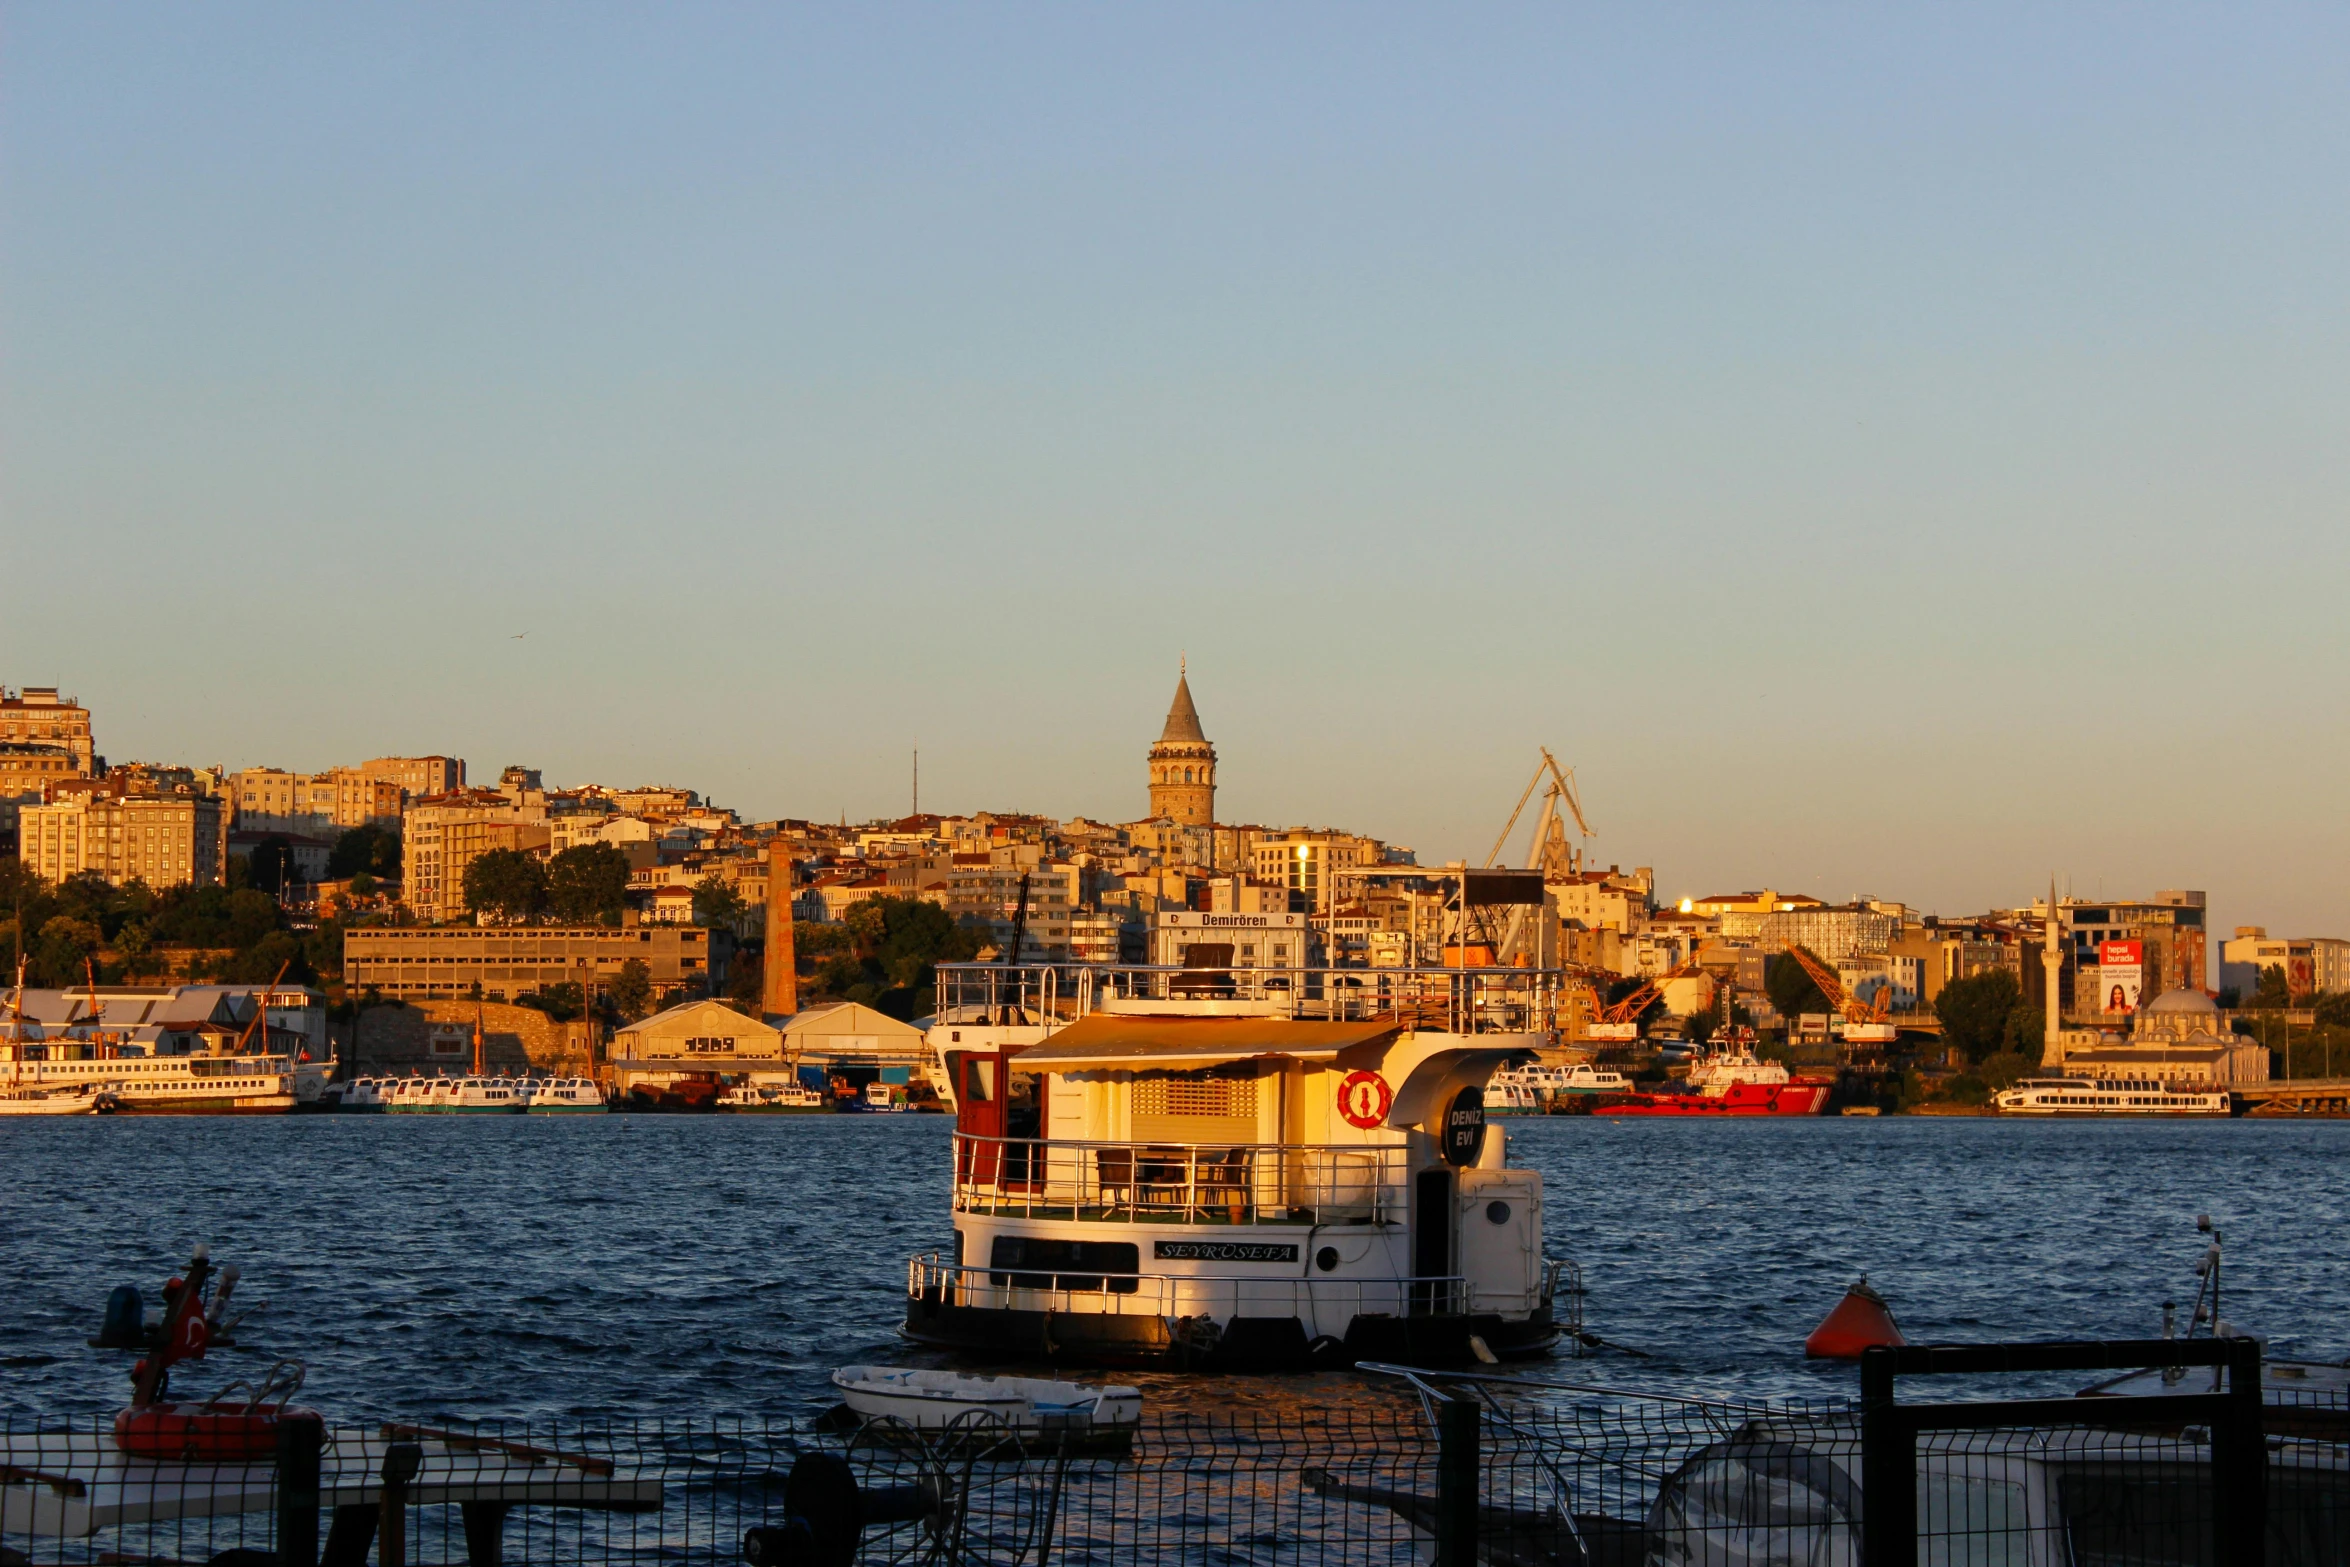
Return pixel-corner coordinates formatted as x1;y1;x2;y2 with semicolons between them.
2040;877;2066;1069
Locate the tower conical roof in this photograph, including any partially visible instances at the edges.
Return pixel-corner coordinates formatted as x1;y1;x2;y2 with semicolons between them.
1158;671;1207;745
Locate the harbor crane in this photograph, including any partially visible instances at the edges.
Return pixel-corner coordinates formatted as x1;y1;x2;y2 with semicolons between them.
1784;944;1899;1046
1482;747;1597;965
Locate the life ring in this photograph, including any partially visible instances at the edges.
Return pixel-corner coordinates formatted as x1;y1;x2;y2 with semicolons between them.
1336;1071;1392;1129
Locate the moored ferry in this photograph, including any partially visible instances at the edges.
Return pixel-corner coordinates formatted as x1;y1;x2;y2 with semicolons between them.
2;978;323;1114
383;1074;529;1114
1993;1077;2232;1117
906;962;1573;1371
528;1077;610;1114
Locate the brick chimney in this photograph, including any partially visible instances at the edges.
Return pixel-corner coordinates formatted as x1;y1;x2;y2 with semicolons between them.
762;839;798;1021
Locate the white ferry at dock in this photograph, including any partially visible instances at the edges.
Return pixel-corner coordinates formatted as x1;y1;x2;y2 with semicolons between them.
1;982;324;1115
1992;1077;2232;1116
907;961;1572;1372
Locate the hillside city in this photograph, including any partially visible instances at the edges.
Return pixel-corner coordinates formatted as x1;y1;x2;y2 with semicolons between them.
4;675;2343;1109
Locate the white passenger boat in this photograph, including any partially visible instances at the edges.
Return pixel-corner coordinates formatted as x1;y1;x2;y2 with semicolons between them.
0;967;309;1114
528;1077;609;1114
0;1082;114;1116
1551;1064;1630;1094
832;1366;1142;1433
1482;1069;1543;1114
1993;1078;2232;1117
907;961;1572;1370
384;1074;528;1114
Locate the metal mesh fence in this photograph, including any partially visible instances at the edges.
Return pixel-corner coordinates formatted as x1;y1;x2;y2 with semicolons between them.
2;1370;2339;1566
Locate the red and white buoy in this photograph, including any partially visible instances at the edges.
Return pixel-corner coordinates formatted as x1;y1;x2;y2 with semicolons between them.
1804;1275;1905;1359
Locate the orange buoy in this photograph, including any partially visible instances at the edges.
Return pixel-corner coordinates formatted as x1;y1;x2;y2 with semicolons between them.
1804;1275;1905;1359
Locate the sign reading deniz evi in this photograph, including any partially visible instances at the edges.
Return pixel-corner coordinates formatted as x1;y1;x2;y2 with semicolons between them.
1154;1240;1300;1263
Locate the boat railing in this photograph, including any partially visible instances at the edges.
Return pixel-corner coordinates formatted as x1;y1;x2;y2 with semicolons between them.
907;1253;1548;1321
934;962;1576;1037
951;1132;1410;1225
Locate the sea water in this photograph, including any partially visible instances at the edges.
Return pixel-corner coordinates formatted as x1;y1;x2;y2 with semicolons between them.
2;1114;2343;1419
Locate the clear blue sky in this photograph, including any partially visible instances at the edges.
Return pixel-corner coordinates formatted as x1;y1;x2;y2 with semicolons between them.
4;6;2345;934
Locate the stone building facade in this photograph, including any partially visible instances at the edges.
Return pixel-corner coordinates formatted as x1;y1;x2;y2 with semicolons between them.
1146;668;1216;829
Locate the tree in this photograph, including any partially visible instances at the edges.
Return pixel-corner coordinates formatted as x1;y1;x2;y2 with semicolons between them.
247;836;298;899
115;921;160;981
2254;964;2291;1011
547;844;629;925
1934;968;2023;1063
609;958;653;1022
1765;951;1831;1025
724;948;763;1014
328;825;401;880
692;875;748;930
463;849;549;924
844;895;985;990
1684;1004;1721;1045
31;917;102;986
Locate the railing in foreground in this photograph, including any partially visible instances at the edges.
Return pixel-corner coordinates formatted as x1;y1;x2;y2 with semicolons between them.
0;1344;2330;1567
952;1133;1411;1225
908;1252;1560;1322
935;961;1582;1036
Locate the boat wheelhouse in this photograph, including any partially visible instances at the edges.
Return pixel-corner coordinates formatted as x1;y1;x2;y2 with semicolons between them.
907;963;1572;1371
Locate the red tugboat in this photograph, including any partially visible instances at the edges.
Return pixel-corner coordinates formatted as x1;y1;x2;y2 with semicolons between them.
1594;1037;1832;1117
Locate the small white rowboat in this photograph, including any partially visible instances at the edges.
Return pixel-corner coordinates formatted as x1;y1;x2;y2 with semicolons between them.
831;1366;1142;1433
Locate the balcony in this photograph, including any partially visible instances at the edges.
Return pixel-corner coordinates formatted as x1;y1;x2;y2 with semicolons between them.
951;1132;1407;1226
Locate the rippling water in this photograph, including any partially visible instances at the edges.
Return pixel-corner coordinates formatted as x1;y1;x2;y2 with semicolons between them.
2;1114;2344;1422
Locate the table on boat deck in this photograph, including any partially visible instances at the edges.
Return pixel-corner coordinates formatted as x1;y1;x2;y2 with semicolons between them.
0;1424;664;1565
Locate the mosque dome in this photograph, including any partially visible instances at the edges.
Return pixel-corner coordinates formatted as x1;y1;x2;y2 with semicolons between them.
2144;988;2217;1015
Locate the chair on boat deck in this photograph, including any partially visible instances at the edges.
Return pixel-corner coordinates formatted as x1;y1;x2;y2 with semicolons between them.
1093;1147;1135;1215
1197;1147;1255;1221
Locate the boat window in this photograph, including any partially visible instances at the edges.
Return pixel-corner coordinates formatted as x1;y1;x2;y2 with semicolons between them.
964;1059;995;1102
988;1236;1139;1294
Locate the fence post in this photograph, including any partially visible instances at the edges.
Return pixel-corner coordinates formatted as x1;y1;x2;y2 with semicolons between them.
1859;1346;1912;1567
275;1417;321;1567
379;1442;422;1567
1436;1395;1480;1567
2211;1335;2265;1567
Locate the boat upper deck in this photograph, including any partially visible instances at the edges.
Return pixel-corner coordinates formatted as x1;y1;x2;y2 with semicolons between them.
934;961;1581;1038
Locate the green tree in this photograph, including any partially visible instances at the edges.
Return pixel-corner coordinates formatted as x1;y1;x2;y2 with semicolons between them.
609;957;654;1022
463;849;549;924
1684;1003;1721;1045
114;921;159;981
31;917;102;986
1934;967;2023;1063
547;844;630;924
724;948;764;1014
692;875;748;930
328;825;402;880
844;895;985;990
2254;964;2291;1010
1765;950;1831;1025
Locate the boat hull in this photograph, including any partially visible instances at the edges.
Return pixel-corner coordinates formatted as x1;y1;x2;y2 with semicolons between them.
1594;1081;1832;1116
902;1294;1558;1371
110;1095;296;1116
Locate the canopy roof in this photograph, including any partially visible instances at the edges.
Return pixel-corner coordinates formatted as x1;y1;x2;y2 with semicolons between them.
1012;1014;1398;1071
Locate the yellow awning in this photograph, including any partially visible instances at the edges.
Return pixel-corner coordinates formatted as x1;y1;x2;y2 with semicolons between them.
1011;1015;1400;1071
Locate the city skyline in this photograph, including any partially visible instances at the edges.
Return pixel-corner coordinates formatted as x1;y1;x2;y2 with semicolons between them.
5;8;2346;934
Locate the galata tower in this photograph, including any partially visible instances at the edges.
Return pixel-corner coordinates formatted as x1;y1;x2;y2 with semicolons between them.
1147;663;1216;827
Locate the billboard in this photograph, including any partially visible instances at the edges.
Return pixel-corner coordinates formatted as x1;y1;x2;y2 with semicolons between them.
2098;940;2144;1014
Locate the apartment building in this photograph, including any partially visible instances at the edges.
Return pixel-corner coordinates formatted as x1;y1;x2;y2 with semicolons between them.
2219;928;2350;1001
0;687;95;772
362;756;466;797
229;765;412;835
343;924;711;1001
18;791;223;888
403;791;551;924
1552;865;1654;933
1757;904;1900;963
1248;828;1389;916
